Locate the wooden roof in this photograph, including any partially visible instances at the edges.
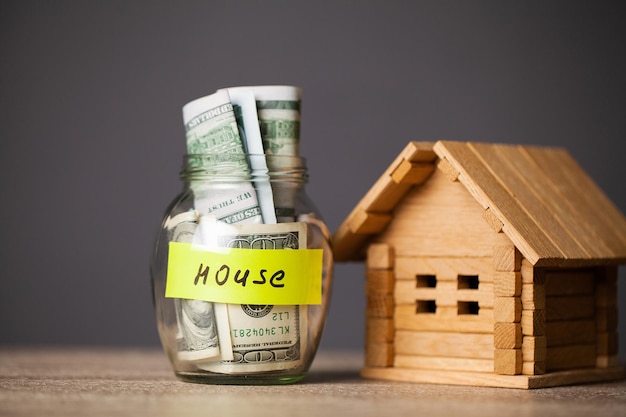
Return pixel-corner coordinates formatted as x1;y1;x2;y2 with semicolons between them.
332;141;626;267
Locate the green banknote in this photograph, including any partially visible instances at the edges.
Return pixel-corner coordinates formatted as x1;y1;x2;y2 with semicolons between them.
226;85;302;157
166;212;224;362
172;88;306;372
182;90;264;225
196;220;307;374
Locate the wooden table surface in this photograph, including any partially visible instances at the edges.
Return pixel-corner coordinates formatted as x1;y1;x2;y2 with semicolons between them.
1;347;625;417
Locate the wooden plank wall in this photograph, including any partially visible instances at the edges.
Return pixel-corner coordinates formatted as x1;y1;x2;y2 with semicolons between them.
493;234;524;375
596;266;620;368
392;255;496;373
544;269;597;371
520;259;546;375
364;243;395;368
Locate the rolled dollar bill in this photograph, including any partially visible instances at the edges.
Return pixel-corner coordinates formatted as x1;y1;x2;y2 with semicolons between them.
176;87;306;373
166;212;222;362
177;90;270;363
224;87;277;224
225;85;304;222
182;90;264;225
225;85;302;157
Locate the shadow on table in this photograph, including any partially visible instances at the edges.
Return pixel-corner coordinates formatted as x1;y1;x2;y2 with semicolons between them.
302;369;363;384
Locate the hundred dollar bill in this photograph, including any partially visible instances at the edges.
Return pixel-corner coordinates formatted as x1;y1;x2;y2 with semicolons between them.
196;221;308;374
182;90;264;225
224;87;277;224
226;85;302;157
178;90;271;363
166;211;224;362
177;88;306;372
226;85;303;222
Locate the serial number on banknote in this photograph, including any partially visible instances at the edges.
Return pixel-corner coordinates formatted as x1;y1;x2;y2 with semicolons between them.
232;326;292;338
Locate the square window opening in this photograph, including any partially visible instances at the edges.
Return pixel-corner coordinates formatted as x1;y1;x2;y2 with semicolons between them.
416;300;437;314
458;275;479;290
416;274;437;288
458;301;480;315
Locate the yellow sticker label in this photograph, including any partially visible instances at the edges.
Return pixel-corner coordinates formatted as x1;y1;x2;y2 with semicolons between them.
165;241;323;305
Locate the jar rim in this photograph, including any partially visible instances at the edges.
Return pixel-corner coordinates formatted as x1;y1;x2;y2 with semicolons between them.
180;153;308;183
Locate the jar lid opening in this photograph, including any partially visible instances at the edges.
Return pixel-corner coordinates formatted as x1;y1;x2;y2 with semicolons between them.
180;153;308;183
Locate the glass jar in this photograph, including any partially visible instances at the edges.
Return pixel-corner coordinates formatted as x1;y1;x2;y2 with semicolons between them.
150;153;333;385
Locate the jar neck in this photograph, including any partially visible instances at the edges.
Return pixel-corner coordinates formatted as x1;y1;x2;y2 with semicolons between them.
180;154;309;184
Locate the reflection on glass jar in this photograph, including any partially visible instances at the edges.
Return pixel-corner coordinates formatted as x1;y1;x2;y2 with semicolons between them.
150;154;334;385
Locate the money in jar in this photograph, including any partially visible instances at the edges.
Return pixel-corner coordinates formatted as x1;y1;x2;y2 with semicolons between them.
150;86;334;384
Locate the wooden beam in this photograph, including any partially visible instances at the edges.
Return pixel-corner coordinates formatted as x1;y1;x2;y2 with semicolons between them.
545;319;596;347
395;355;493;373
595;267;618;308
391;160;435;185
596;355;620;368
483;208;504;233
395;305;494;333
544;271;595;296
366;269;394;294
521;144;626;262
521;282;545;310
521;259;545;284
468;142;601;261
596;306;618;333
494;296;522;323
436;157;460;181
522;335;547;363
365;341;394;368
493;244;522;272
366;318;394;343
394;280;494;307
522;361;546;376
494;271;522;297
434;141;561;265
362;365;626;389
494;349;522;375
366;294;394;318
348;210;392;235
597;332;619;356
331;142;437;262
545;296;595;321
546;344;596;371
494;322;522;349
521;309;545;336
366;243;394;270
394;256;494;281
395;330;494;359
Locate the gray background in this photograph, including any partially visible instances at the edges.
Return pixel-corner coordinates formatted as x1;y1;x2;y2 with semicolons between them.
1;1;625;361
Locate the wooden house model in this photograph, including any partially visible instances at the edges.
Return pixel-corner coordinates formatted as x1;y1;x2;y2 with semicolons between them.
332;141;626;389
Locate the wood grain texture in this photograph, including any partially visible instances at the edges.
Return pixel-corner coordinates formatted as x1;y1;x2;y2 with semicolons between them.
394;305;494;333
434;141;560;265
394;280;494;308
334;140;626;267
394;355;494;373
494;348;523;375
366;243;394;270
494;322;522;349
521;145;626;262
373;168;500;258
1;347;624;415
522;335;547;362
362;365;624;389
394;256;494;281
332;142;437;262
395;330;494;359
434;141;626;266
